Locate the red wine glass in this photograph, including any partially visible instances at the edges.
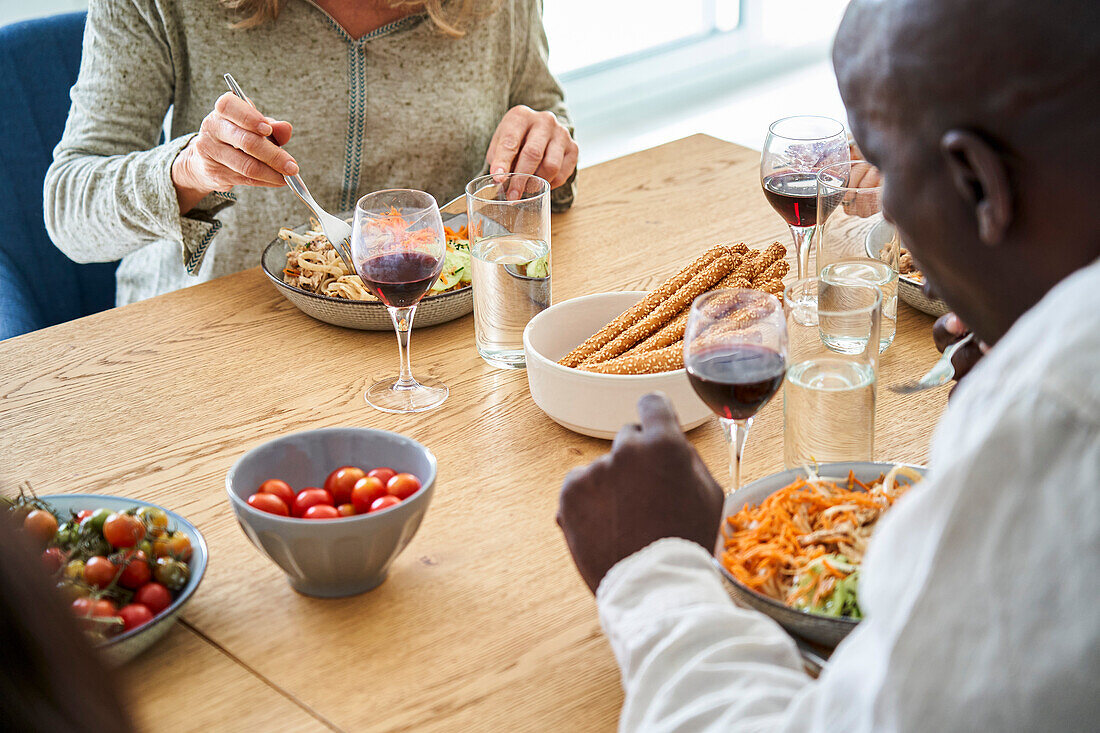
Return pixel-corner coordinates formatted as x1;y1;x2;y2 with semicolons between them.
761;116;849;311
684;289;788;495
352;189;448;413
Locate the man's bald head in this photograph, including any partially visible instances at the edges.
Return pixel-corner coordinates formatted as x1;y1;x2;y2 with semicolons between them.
833;0;1100;342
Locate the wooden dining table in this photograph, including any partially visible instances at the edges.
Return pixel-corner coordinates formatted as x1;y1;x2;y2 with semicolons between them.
0;135;948;732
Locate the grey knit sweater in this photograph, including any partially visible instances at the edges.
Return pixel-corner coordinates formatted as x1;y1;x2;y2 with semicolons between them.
44;0;572;305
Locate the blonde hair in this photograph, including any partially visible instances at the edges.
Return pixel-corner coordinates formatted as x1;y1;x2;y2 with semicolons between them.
220;1;489;37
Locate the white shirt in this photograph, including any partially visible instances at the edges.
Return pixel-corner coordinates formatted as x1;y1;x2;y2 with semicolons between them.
597;258;1100;732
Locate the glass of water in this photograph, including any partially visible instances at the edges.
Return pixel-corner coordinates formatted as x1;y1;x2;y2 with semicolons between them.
465;173;552;369
816;160;896;352
782;277;882;469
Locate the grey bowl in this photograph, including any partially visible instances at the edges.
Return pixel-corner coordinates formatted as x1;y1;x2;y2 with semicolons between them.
260;211;473;331
225;427;437;598
713;461;925;648
40;494;207;666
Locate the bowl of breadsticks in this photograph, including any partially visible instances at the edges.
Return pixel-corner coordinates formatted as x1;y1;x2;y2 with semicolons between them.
524;243;789;439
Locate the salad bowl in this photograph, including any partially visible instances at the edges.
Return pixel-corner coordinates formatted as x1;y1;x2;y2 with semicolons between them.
713;461;925;648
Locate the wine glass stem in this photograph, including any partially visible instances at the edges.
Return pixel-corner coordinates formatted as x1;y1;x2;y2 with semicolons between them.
721;416;753;496
388;305;418;388
790;225;816;280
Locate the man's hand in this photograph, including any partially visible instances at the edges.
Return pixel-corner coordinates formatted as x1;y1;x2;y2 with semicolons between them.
485;105;578;199
557;393;725;594
932;312;988;391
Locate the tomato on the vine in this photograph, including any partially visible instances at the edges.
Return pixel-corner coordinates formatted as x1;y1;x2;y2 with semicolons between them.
76;509;94;524
83;556;118;589
81;508;112;535
324;466;366;506
41;547;65;573
118;550;152;589
154;557;189;591
118;603;155;632
133;582;172;614
258;479;295;510
23;509;59;545
351;477;387;514
386;473;422;500
136;506;169;530
103;513;146;548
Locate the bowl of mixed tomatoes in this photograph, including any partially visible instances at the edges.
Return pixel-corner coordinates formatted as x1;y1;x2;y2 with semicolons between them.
226;427;436;597
5;490;207;665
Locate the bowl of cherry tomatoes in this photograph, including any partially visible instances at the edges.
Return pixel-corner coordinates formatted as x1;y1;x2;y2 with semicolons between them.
225;427;436;597
4;490;207;665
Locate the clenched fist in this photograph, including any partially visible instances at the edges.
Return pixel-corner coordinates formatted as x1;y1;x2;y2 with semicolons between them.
557;393;725;593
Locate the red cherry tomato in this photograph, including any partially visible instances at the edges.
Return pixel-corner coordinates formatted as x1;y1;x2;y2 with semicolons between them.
247;492;289;516
71;597;93;617
76;509;94;524
103;513;146;548
351;477;387;514
133;582;172;614
118;603;155;632
303;504;340;520
324;466;366;505
83;556;119;589
118;550;152;589
369;495;401;513
258;479;295;509
293;488;333;517
337;503;356;517
386;473;422;500
367;467;396;485
41;547;65;573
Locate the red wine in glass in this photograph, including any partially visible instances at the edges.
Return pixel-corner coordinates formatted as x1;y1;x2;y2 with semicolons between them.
358;251;442;308
762;172;818;228
686;345;786;420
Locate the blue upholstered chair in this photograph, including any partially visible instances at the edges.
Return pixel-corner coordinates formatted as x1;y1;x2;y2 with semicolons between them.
0;12;118;340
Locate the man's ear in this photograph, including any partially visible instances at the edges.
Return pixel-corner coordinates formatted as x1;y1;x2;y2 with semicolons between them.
940;130;1013;246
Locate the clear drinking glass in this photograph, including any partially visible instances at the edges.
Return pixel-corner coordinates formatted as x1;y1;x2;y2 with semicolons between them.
465;173;552;369
760;115;849;317
816;160;896;352
684;289;787;495
352;189;448;413
783;277;881;469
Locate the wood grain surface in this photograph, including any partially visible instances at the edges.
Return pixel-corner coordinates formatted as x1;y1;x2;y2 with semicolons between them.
0;135;947;732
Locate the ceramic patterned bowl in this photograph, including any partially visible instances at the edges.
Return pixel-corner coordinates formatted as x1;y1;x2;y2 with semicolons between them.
260;211;473;331
523;291;712;440
225;427;436;598
865;220;950;318
712;461;925;648
40;494;207;666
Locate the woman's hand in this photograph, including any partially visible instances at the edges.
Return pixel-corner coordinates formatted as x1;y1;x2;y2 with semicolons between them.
171;92;298;214
486;105;579;199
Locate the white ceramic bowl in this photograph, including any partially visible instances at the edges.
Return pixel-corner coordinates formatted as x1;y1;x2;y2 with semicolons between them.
225;427;436;598
523;291;712;439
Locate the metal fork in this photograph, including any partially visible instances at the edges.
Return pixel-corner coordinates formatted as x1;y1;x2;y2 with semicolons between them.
891;333;974;394
223;73;355;273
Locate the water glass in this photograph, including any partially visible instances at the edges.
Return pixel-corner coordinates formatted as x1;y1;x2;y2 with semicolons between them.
465;174;552;369
783;277;881;469
816;160;896;352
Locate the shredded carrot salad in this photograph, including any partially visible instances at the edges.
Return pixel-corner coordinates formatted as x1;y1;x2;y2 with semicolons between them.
720;465;921;618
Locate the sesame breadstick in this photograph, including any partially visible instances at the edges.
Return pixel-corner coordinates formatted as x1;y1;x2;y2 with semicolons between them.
582;251;736;364
579;342;685;375
755;257;790;285
558;245;727;367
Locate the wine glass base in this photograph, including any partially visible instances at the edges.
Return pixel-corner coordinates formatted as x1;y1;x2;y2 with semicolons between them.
365;376;447;414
